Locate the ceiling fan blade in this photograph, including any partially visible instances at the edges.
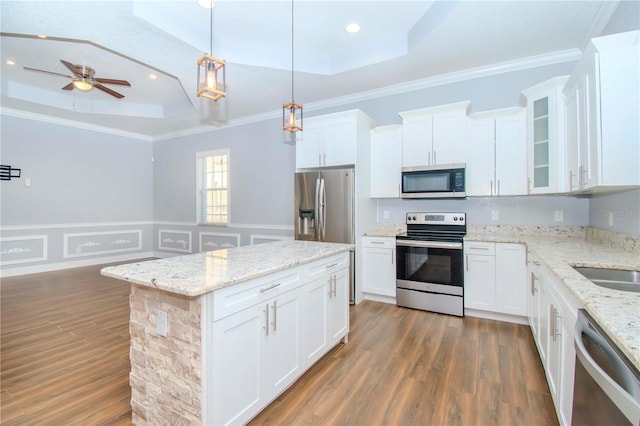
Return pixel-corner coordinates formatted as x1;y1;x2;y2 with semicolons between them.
23;66;72;79
62;83;74;90
60;59;81;75
95;78;131;87
94;83;124;99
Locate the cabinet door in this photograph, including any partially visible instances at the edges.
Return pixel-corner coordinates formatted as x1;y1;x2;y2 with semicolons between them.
528;267;540;338
323;119;357;167
564;89;580;192
584;59;601;188
296;125;323;168
463;254;496;310
402;117;432;167
537;276;550;367
328;268;349;343
210;305;263;426
559;311;576;426
495;111;527;195
370;126;402;198
432;109;467;165
466;117;494;196
529;96;552;193
301;276;329;366
546;290;562;399
262;289;303;398
495;244;527;316
362;246;396;297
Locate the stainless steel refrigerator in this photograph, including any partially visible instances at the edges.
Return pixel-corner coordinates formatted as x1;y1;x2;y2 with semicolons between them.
294;168;355;303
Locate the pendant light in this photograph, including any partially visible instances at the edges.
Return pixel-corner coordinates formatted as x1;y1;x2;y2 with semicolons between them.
282;0;302;132
197;0;226;101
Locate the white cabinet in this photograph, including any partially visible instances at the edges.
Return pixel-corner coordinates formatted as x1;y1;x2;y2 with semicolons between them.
464;242;496;310
296;110;374;169
399;101;470;167
362;236;396;302
522;76;569;194
464;242;527;318
466;108;527;196
563;30;640;191
370;125;402;198
207;252;350;425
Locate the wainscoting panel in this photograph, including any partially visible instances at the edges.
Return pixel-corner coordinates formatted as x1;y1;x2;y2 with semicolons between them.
0;235;48;265
250;234;293;245
199;232;241;252
63;230;142;258
158;229;193;253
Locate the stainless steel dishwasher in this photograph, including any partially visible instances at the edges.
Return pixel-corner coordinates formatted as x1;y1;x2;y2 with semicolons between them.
572;309;640;426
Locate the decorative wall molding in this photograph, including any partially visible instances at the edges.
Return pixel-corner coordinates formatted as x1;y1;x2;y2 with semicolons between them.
199;232;241;252
159;229;192;253
0;235;48;265
63;230;143;258
250;234;293;245
1;221;153;231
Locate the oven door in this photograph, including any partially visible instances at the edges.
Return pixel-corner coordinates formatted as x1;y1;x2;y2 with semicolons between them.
395;240;464;289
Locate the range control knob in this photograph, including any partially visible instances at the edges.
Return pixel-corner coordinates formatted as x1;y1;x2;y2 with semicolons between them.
412;215;417;221
459;216;465;222
453;217;458;221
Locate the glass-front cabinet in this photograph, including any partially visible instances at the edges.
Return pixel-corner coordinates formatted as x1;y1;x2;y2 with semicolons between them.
522;76;569;194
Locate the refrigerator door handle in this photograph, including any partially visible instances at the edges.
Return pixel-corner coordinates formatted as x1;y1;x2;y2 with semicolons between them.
319;178;326;241
315;177;321;241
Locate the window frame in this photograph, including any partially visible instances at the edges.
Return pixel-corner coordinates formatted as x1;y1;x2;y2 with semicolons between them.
196;149;230;226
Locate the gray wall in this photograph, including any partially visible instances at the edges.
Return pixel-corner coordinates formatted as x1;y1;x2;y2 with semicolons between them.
0;115;154;274
589;189;640;237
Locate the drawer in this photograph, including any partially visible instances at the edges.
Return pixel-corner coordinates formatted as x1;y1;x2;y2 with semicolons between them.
306;252;350;280
464;241;496;255
210;267;303;322
362;236;395;249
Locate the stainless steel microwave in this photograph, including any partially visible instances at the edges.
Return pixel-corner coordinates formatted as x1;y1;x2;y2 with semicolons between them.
401;163;466;198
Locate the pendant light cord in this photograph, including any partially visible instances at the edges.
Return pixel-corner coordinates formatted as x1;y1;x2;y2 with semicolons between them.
291;0;294;102
210;2;213;55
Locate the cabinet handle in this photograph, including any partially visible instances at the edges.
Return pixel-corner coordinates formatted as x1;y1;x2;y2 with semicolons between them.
428;151;432;166
469;246;490;251
528;178;532;193
328;276;333;297
391;250;394;265
549;305;556;341
272;300;277;332
533;261;540;266
569;171;574;191
264;304;269;336
530;272;536;295
318;153;322;167
325;262;338;269
490;180;494;196
433;151;437;165
465;255;469;272
323;153;326;166
260;283;281;293
371;241;384;244
333;276;337;297
497;180;501;196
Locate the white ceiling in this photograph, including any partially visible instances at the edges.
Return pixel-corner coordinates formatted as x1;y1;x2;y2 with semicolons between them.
0;1;619;140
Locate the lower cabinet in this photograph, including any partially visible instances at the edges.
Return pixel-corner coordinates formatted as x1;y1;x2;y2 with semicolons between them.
361;236;396;303
464;241;527;318
527;251;580;426
207;253;350;425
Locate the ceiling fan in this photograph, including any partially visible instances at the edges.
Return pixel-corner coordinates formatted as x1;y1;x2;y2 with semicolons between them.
23;59;131;99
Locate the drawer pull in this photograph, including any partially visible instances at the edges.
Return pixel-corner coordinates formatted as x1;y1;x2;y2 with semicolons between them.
260;283;281;293
371;241;384;244
469;246;490;250
325;263;338;269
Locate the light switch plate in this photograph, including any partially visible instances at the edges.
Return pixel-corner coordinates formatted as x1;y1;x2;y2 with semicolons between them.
491;210;499;221
383;210;389;219
554;210;564;222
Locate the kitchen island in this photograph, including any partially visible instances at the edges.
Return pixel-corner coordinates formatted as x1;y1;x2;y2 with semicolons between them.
101;240;353;425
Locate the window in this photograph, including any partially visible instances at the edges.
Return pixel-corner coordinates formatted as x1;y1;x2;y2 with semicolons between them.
197;149;229;225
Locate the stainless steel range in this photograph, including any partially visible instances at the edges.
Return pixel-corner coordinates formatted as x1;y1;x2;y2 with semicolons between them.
395;212;466;316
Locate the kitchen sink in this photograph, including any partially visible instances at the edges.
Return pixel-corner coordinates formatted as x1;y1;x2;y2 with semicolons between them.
573;267;640;293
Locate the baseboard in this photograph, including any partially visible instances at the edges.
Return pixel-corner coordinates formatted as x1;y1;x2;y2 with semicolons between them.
464;308;529;325
0;251;156;278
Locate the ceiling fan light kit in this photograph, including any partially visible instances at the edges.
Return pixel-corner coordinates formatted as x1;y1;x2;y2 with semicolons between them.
197;0;226;101
282;0;303;133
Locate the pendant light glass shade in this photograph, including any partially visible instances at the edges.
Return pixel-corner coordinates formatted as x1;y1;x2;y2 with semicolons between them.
197;1;226;101
282;0;302;132
197;54;226;101
283;101;303;132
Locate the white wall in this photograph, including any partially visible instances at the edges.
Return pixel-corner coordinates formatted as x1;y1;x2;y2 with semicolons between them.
589;189;640;237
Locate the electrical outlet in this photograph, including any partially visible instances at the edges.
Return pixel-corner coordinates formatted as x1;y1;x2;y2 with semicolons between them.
383;210;389;219
24;178;31;188
608;211;614;226
491;210;499;221
157;310;168;337
554;210;564;222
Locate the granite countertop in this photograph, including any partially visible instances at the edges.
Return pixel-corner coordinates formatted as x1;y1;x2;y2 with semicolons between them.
101;240;353;297
466;231;640;371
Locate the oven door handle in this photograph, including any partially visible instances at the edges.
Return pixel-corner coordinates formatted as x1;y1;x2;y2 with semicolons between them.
396;240;462;250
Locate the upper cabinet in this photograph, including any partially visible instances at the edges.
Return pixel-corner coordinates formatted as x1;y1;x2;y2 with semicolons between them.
399;101;470;167
466;108;527;196
296;110;374;169
370;125;402;198
522;76;570;194
563;30;640;192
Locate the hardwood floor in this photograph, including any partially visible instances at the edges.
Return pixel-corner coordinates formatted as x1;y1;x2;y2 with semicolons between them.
1;264;557;426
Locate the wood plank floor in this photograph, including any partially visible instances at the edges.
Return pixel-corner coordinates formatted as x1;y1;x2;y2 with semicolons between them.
1;263;558;426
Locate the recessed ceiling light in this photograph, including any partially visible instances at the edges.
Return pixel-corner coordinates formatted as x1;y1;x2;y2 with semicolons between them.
345;23;360;34
197;0;214;8
37;35;48;39
5;60;16;66
149;74;158;80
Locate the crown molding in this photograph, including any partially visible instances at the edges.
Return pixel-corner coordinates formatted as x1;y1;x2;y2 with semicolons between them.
581;1;621;50
0;107;153;141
